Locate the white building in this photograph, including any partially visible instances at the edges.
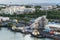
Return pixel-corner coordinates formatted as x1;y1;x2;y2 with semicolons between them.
0;6;35;15
0;5;6;7
55;8;60;10
0;6;25;15
40;5;57;10
24;8;35;13
0;17;10;21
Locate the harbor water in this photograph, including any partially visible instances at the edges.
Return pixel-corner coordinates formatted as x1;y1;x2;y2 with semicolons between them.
0;27;54;40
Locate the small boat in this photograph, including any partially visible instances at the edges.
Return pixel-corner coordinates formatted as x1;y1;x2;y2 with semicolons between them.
31;29;46;38
45;24;60;34
11;25;32;34
44;24;60;39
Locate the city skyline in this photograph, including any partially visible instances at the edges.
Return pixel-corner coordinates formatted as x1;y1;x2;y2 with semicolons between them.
0;0;60;4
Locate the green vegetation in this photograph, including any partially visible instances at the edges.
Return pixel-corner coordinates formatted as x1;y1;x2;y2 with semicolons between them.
0;7;6;10
47;10;60;19
34;6;41;8
56;5;60;8
0;10;60;20
25;5;31;8
0;5;60;21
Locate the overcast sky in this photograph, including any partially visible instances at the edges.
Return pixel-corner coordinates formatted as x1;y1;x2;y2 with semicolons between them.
0;0;60;4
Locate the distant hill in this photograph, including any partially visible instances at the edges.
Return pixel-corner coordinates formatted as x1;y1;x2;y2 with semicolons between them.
0;3;59;6
27;3;58;6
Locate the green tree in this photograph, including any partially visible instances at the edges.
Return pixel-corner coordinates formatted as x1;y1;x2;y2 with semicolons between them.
25;5;31;8
56;4;60;8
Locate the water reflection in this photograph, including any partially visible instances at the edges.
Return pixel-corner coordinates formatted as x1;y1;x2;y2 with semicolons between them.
0;28;53;40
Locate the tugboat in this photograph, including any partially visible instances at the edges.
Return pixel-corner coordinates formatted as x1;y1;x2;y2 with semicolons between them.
31;29;45;38
11;25;17;31
30;16;60;39
30;16;48;38
11;25;32;34
31;30;40;36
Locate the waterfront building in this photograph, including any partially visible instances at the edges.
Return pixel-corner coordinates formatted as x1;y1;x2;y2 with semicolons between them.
0;6;35;15
0;17;10;21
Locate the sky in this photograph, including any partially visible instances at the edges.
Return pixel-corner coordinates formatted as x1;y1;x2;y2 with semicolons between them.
0;0;60;4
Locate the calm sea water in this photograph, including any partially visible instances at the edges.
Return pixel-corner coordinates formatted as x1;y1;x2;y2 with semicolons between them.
0;27;53;40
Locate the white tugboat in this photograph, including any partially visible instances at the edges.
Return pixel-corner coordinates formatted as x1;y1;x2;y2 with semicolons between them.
30;16;48;38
